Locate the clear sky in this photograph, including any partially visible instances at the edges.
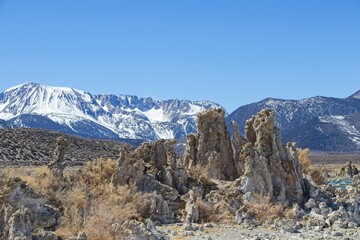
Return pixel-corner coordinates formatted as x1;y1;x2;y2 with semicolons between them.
0;0;359;112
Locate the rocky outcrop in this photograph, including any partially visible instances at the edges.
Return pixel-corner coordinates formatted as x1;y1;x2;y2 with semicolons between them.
184;108;238;180
134;140;188;194
184;108;307;205
111;146;144;187
112;140;186;223
240;109;305;204
48;137;69;179
0;177;61;240
113;140;187;194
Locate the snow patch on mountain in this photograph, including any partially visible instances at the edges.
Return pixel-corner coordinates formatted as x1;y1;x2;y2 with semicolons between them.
142;108;169;123
320;115;360;146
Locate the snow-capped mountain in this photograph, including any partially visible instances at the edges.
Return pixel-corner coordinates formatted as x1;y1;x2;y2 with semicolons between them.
226;92;360;151
0;82;222;141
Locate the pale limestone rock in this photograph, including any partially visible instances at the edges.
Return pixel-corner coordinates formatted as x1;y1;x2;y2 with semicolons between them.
183;134;197;170
235;206;251;224
48;137;69;179
0;178;61;240
113;140;187;194
112;140;185;224
240;109;305;204
184;190;199;225
184;108;237;180
305;198;317;210
292;204;305;219
231;121;245;176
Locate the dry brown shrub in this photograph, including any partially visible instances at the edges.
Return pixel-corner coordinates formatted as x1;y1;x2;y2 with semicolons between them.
0;166;64;204
82;186;151;240
78;158;118;186
247;203;285;222
309;168;325;185
57;159;152;239
1;159;152;240
58;185;151;240
209;200;234;223
195;198;234;224
298;148;312;173
187;164;213;186
241;193;287;222
298;148;326;185
196;198;213;222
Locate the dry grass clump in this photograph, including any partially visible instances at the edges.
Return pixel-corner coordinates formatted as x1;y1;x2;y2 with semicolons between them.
78;158;118;185
195;198;213;223
1;165;63;193
298;148;328;185
243;194;290;223
246;202;285;222
0;158;152;240
187;164;214;186
195;198;234;224
59;185;151;239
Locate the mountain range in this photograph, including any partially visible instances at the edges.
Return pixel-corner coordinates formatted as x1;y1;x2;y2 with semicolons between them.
1;82;360;152
226;91;360;152
0;82;221;141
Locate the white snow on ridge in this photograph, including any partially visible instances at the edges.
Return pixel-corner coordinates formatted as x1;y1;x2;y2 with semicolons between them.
320;115;360;146
142;108;169;123
4;83;29;92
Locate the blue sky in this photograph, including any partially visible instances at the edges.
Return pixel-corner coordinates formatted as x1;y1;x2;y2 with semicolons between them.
0;0;359;112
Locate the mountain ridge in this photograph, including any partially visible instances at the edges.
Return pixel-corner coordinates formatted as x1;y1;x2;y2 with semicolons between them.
226;93;360;151
0;82;222;141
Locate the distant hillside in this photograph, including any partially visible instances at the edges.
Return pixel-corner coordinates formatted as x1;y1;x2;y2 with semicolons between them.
0;128;129;167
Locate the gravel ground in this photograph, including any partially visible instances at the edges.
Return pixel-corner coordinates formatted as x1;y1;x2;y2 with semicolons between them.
158;223;360;240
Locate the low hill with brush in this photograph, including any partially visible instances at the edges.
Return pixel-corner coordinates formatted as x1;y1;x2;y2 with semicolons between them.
0;128;128;167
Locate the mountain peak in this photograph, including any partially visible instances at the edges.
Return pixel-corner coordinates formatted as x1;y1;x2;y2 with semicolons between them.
4;82;91;97
348;90;360;99
5;82;39;92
